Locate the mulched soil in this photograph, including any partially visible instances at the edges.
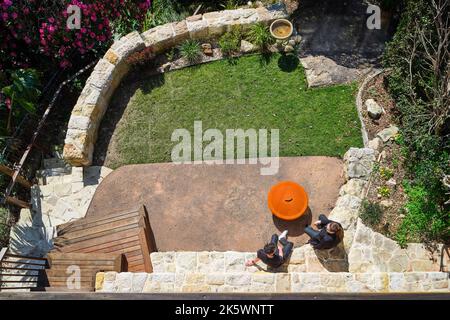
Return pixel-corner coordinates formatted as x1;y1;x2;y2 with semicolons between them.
360;74;408;237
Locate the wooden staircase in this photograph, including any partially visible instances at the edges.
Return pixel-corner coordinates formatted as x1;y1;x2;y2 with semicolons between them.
51;205;155;272
43;252;124;292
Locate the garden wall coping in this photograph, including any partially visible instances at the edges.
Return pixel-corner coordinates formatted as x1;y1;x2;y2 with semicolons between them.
96;271;449;293
63;5;288;166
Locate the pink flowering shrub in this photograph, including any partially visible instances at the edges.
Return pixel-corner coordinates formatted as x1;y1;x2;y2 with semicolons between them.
0;0;151;70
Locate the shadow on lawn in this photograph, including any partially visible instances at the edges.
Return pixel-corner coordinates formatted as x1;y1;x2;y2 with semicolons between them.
277;54;299;73
93;72;165;166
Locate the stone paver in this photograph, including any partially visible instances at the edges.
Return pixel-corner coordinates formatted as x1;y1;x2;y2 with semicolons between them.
8;160;112;257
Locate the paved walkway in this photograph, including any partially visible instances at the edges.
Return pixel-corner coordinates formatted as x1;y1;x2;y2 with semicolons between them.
86;157;344;252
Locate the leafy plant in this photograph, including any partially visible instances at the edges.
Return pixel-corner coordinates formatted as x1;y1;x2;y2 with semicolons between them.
395;184;449;247
166;48;177;61
219;26;243;56
179;40;202;63
380;167;394;180
361;200;384;227
126;47;155;66
391;154;400;168
1;69;41;134
143;0;188;30
220;0;241;10
246;23;275;51
0;207;10;248
377;186;391;198
372;162;380;173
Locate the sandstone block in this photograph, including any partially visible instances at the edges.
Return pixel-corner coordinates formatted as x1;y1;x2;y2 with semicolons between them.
225;252;246;272
142;23;176;53
175;252;197;273
186;15;208;39
104;31;145;65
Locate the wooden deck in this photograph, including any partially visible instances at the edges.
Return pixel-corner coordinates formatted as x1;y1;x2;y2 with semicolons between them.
38;205;156;291
52;205;155;272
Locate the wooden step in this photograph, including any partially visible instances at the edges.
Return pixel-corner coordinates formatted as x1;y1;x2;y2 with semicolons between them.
56;215;142;241
46;280;94;289
57;235;140;254
43;253;123;292
47;275;96;282
43;286;93;292
54;223;141;247
49;205;154;273
56;208;141;234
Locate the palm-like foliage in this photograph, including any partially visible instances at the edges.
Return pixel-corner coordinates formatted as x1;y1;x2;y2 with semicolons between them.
246;23;275;51
1;69;41;134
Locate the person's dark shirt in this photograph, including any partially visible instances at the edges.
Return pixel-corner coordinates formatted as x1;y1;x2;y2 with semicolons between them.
257;249;284;268
309;214;342;250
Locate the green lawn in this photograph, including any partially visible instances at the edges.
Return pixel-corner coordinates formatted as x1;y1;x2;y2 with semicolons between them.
109;54;362;168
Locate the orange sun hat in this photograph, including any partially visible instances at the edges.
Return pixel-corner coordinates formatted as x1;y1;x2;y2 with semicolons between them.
268;181;309;221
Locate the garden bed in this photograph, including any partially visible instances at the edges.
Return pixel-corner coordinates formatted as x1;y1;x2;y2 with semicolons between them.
94;53;363;168
360;73;408;239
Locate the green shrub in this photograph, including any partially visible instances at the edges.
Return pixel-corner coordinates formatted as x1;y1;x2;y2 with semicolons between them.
395;184;449;247
220;0;241;10
377;186;391;198
218;27;243;56
142;0;188;30
1;69;41;134
383;0;449;245
361;200;383;227
380;167;394;180
179;40;202;63
246;23;275;51
0;207;10;248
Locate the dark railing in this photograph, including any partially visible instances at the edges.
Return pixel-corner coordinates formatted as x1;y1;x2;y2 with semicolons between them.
0;247;48;291
0;60;98;222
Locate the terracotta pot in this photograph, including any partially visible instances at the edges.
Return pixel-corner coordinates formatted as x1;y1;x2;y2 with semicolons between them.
270;19;293;40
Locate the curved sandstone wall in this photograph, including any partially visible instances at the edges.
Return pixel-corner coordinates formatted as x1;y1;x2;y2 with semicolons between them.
63;6;288;166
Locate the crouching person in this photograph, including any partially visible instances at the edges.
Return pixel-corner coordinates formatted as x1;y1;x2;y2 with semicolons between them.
305;214;343;250
245;230;293;269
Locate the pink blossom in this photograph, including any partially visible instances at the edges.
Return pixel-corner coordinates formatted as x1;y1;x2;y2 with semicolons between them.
5;98;11;110
60;60;70;68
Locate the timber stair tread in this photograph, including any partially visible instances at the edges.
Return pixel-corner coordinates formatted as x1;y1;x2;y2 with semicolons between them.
48;205;155;284
43;252;122;292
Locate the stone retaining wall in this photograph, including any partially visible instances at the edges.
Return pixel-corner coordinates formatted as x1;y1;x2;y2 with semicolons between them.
63;5;288;166
96;271;449;293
